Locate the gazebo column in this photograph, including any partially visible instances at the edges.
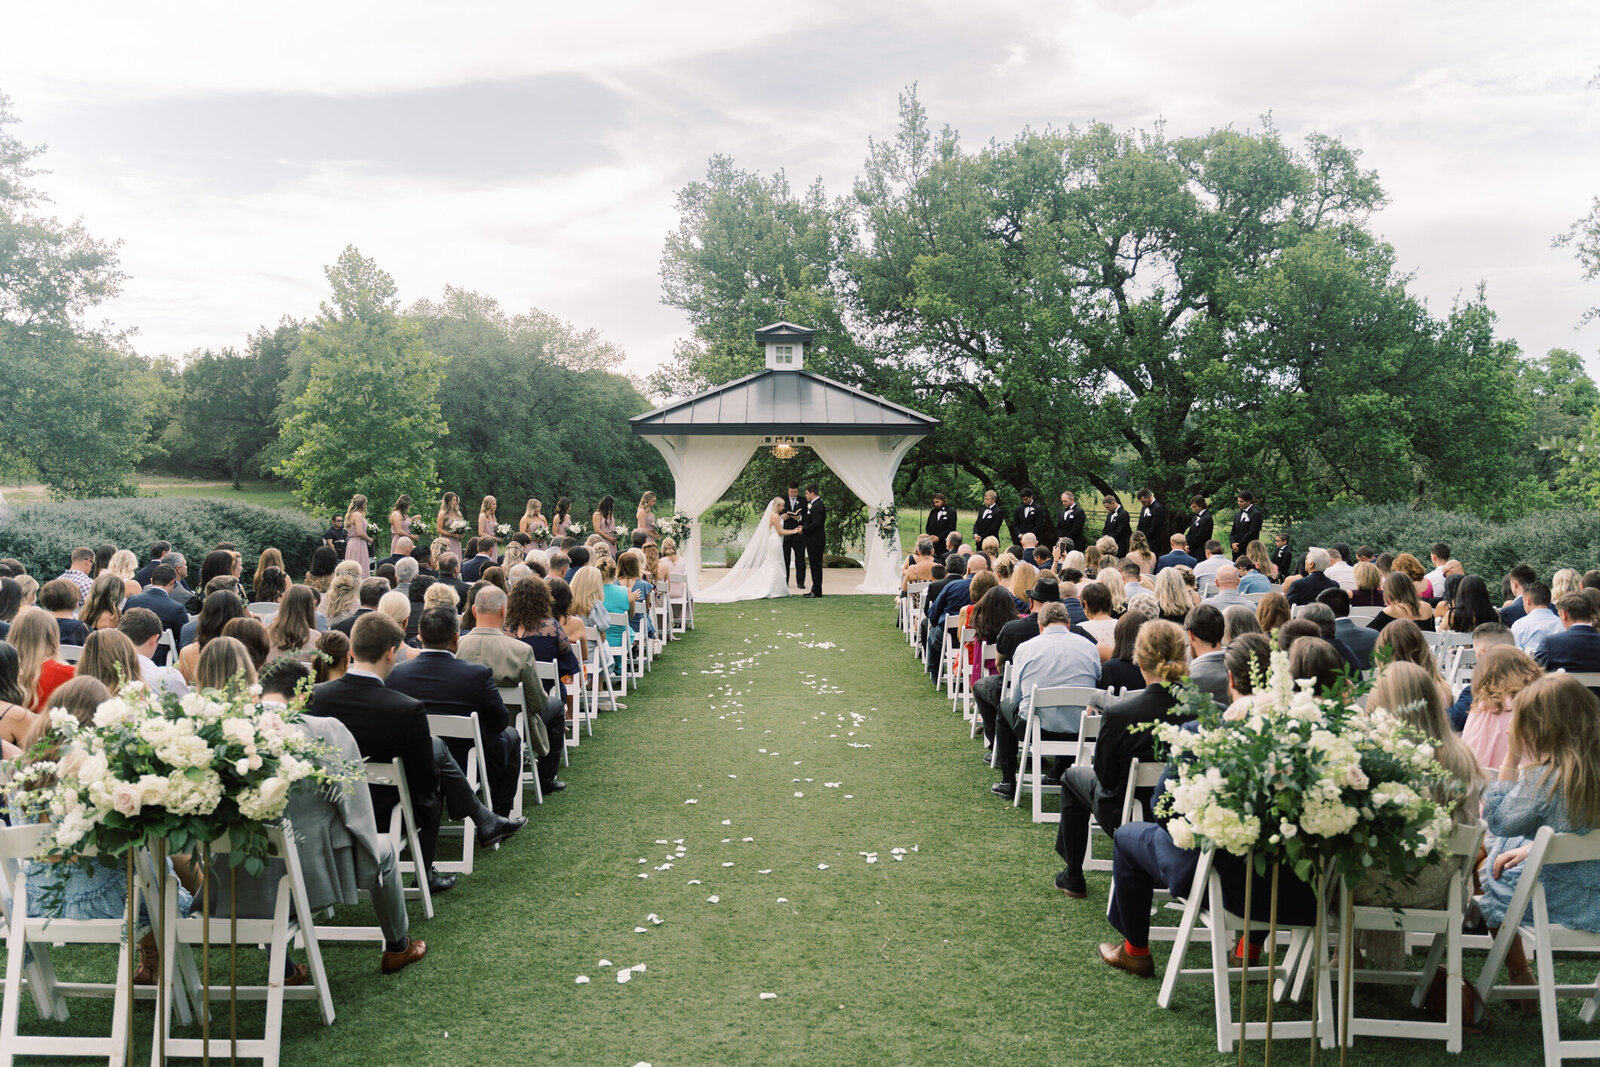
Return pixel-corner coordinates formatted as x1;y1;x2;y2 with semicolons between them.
640;432;762;593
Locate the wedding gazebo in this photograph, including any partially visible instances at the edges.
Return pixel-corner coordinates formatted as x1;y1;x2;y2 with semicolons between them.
630;323;939;594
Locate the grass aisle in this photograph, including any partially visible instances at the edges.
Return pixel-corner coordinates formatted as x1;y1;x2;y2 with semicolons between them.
7;598;1547;1064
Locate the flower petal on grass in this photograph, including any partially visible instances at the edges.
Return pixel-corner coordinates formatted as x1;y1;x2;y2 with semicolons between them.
575;975;590;984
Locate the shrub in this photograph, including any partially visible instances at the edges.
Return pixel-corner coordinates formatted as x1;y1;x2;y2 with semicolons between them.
1287;504;1600;583
0;498;324;580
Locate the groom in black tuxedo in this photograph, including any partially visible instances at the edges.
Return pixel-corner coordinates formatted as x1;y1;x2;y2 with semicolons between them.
781;481;807;590
802;485;826;597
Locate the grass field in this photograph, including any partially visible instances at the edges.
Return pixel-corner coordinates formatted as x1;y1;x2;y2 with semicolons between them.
3;597;1580;1064
4;478;303;512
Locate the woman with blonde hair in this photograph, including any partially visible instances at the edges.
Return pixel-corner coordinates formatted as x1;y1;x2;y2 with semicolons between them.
252;548;285;598
78;572;125;631
344;494;373;577
267;585;321;661
981;535;1001;557
1153;568;1192;623
660;538;680;566
376;592;418;661
322;572;362;625
388;494;413;554
13;607;73;710
1245;540;1275;582
1462;644;1544;772
1553;568;1583;604
106;549;142;597
1126;532;1157;575
636;491;659;547
501;542;526;572
194;635;258;691
520;498;549;547
1096;567;1127;615
75;629;142;692
1008;560;1037;605
1367;571;1435;633
428;537;450;570
423;581;460;613
1255;591;1290;634
569;566;615;674
437;491;466;559
1084;544;1103;575
478;495;499;540
1063;550;1087;574
1051;618;1190;896
1350;561;1384;607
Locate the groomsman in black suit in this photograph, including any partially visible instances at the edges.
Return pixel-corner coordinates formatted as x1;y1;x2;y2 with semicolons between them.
802;485;826;597
1230;492;1265;556
1012;487;1046;543
925;493;957;547
972;490;1003;544
1135;489;1166;548
133;541;170;588
1100;494;1131;555
781;482;808;589
1185;496;1213;558
1055;491;1086;550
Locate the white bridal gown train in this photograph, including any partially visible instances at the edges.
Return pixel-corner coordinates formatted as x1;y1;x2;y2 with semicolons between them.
697;501;792;604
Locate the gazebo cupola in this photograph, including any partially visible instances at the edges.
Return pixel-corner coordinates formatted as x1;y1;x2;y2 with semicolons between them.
757;321;814;371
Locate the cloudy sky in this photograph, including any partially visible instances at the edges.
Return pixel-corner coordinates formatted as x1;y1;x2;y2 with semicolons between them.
3;1;1598;381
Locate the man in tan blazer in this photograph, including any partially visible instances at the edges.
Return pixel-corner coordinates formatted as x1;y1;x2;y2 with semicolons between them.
456;586;567;793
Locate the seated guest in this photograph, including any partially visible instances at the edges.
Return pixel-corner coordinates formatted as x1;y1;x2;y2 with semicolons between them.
1348;561;1384;606
74;629;143;693
321;572;362;627
1462;644;1543;772
13;606;74;711
1366;571;1436;633
1283;547;1338;606
220;616;272;674
1440;574;1499;633
1152;569;1193;625
393;556;419;600
563;545;590;583
988;602;1100;801
1099;611;1149;692
1191;540;1227;585
1255;591;1290;634
1222;605;1262;645
1317;588;1377;670
1078;581;1117;644
457;586;568;795
312;613;520;895
1511;580;1562;660
1391;552;1435;599
436;553;471;604
1234;553;1271;594
1203;564;1254;611
332;577;390;636
1446;622;1515;730
1120;561;1145;602
303;546;339;595
1183;605;1228;706
0;576;21;640
376;592;419;661
0;642;30;754
1053;620;1190;898
133;540;170;588
118;607;188;696
38;578;89;646
377;535;415;573
1155;534;1194;574
411;544;438;580
312;630;350;685
123;564;188;662
54;546;94;605
902;537;937;593
1325;544;1356;591
1373;619;1452;705
1537;594;1600;673
1299;602;1362;675
925;554;983;682
460;536;498;583
389;605;530;817
78;572;125;632
176;589;247;683
506;575;583;712
405;575;437;641
1498;563;1538;626
267;585;322;662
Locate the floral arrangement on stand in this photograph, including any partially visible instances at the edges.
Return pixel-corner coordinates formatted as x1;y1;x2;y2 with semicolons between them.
659;512;692;544
407;515;430;538
871;505;899;547
10;677;353;879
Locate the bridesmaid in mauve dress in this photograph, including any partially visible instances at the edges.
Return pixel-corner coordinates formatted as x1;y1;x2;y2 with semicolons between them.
592;495;618;557
437;492;464;560
388;494;412;555
344;494;373;578
636;491;660;547
478;495;498;541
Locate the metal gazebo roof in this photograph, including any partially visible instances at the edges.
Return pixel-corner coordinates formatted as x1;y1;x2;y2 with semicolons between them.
629;369;940;437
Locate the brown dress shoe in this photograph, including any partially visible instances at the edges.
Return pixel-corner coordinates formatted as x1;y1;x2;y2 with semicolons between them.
284;964;312;987
1098;942;1155;978
381;939;427;975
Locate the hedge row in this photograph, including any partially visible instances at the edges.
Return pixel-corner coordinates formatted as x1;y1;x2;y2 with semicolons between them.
1287;504;1600;584
0;498;325;581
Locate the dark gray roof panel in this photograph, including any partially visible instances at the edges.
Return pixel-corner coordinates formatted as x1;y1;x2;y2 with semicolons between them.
754;321;816;343
630;369;939;436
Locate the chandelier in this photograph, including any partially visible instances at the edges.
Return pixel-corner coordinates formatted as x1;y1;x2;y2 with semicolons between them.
772;436;798;460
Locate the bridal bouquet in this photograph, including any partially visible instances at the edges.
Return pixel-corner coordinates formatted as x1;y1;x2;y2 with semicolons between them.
871;505;898;543
408;515;430;537
615;525;631;540
659;512;692;543
567;522;584;535
495;523;512;538
447;518;470;536
1154;650;1456;888
529;521;549;541
9;677;353;879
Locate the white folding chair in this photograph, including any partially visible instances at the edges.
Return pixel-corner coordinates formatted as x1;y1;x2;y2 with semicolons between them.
427;712;492;875
967;643;997;738
1015;686;1105;822
1557;671;1600;691
497;684;541;819
154;825;335;1067
1348;607;1382;625
1449;647;1477;691
667;571;694;633
1243;592;1267;606
1473;824;1600;1065
905;583;930;651
1;823;139;1066
1155;847;1335;1053
248;602;279;623
987;663;1016;768
1336;823;1486;1053
155;630;177;663
583;626;619;714
58;644;83;665
951;625;976;715
936;616;962;697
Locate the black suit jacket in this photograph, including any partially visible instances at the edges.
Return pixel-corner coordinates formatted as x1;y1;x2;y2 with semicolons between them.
783;496;805;538
973;504;1003;542
1093;683;1187;800
123;587;188;664
1101;507;1131;555
1186;510;1214;557
1538;625;1600;673
1136;500;1167;545
1055;505;1086;549
1231;505;1265;551
438;576;472;604
376;553;406;572
1012;503;1046;541
925;506;957;543
310;673;439;828
332;607;375;637
802;498;826;548
1285;571;1338;606
460;554;496;583
133;558;163;588
387;651;511;736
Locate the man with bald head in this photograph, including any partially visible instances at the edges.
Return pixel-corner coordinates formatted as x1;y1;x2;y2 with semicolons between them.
378;535;416;571
1204;564;1254;611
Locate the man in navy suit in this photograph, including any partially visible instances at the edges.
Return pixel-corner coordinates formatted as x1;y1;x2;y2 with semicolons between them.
133;541;170;588
388;607;525;817
122;564;188;664
1154;534;1196;574
460;536;498;583
1537;594;1600;673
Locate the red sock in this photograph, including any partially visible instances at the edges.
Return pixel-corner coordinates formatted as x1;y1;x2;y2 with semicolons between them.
1235;935;1262;961
1124;940;1150;958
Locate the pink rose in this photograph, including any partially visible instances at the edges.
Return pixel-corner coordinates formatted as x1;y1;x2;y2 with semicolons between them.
111;782;142;818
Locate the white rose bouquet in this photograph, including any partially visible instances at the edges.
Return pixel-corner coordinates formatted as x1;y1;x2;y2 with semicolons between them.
7;676;354;882
495;523;512;538
1153;649;1456;889
659;512;692;543
567;522;584;536
615;525;631;540
408;515;430;537
871;505;898;543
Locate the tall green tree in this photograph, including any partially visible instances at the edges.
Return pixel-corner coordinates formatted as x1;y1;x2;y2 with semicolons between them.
275;247;447;516
174;320;298;486
0;90;147;497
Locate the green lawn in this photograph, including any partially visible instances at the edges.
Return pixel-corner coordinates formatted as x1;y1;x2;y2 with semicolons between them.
4;478;305;513
3;598;1577;1064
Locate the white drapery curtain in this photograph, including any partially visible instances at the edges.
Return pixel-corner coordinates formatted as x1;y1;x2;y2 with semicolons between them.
640;433;762;592
808;434;923;594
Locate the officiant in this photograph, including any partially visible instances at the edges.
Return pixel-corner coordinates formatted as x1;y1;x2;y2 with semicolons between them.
782;481;807;589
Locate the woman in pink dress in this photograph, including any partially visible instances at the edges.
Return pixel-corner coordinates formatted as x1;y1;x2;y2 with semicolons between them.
387;494;412;555
592;495;618;557
344;494;374;578
478;495;498;541
437;492;465;560
636;491;660;547
1462;645;1543;773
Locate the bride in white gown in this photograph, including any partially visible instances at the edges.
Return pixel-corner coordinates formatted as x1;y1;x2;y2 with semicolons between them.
697;498;799;603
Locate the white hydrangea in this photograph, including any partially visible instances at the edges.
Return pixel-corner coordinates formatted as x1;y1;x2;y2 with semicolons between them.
220;718;255;746
1301;796;1360;838
155;733;213;770
1191;802;1261;855
165;769;222;816
92;698;133;729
